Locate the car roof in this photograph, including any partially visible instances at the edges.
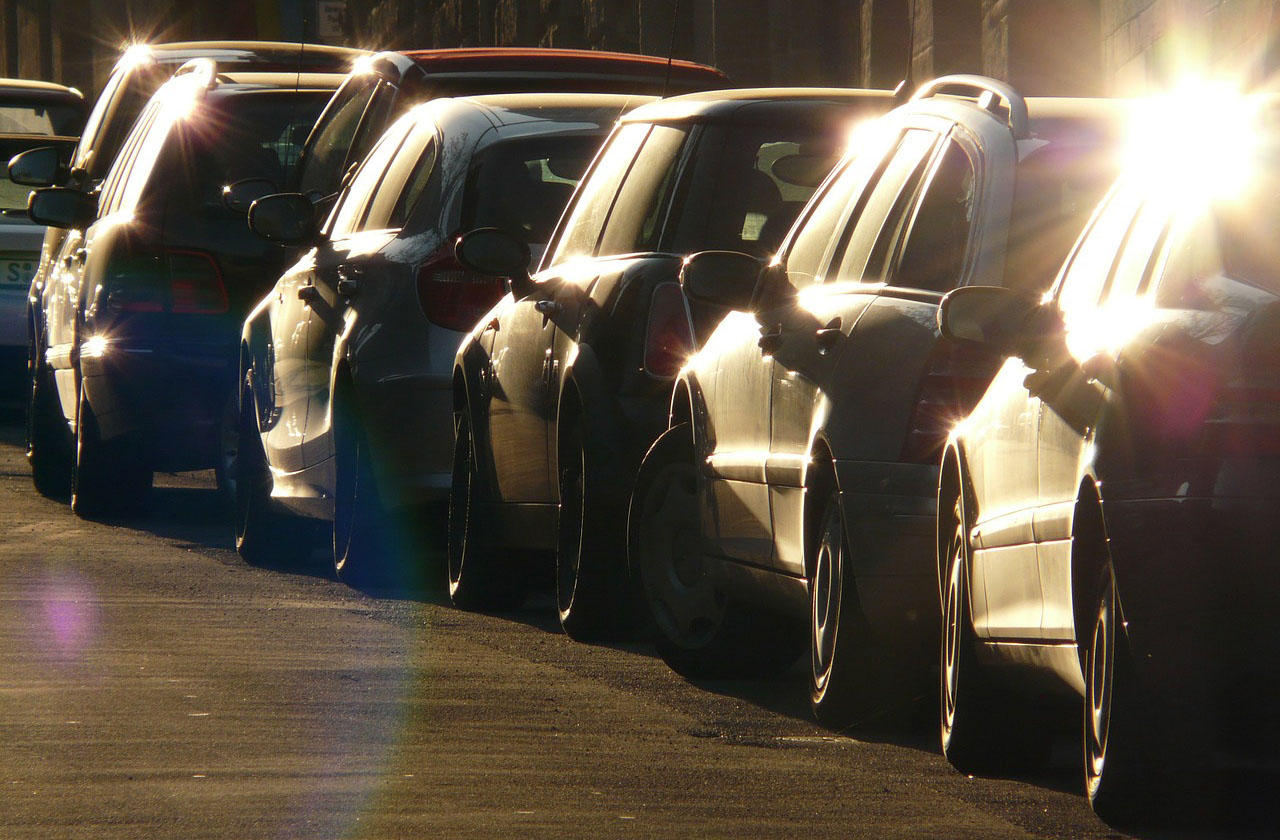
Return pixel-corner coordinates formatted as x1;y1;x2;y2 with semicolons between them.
451;92;654;127
396;47;727;83
208;71;348;94
0;78;84;105
621;87;897;124
120;40;366;71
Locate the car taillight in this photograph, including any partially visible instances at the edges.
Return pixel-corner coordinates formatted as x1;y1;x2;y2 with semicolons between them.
902;340;1002;464
166;249;228;314
643;282;695;378
416;245;507;332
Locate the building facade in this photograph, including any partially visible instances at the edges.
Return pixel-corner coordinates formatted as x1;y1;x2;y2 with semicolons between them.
4;1;1280;101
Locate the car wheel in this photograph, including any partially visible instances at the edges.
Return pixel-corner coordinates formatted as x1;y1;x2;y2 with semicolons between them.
1085;565;1161;824
234;382;313;567
556;416;629;641
332;397;393;587
808;486;887;729
71;382;151;519
632;424;802;679
447;407;524;611
27;337;72;499
940;493;1048;773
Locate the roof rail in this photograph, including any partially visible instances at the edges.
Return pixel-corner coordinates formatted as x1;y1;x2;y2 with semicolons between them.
172;57;218;90
911;75;1029;140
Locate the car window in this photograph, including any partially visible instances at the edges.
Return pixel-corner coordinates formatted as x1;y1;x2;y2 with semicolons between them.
662;123;845;259
547;123;651;267
1104;200;1169;303
161;91;332;217
296;75;380;198
0;100;81;136
81;65;166;180
74;67;124;167
461;134;605;249
97;99;160;217
380;131;438;230
358;120;434;232
596;125;690;256
1055;186;1143;318
327;117;414;237
829;128;939;284
888;138;977;292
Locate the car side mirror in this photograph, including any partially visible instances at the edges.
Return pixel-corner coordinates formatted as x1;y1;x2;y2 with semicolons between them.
222;178;278;214
247;193;318;245
938;285;1051;359
455;227;534;299
9;146;64;187
680;250;762;310
27;187;96;229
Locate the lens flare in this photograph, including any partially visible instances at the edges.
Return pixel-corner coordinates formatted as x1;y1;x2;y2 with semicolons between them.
1124;79;1264;206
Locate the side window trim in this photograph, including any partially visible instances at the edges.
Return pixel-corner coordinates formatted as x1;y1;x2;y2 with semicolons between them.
650;127;701;252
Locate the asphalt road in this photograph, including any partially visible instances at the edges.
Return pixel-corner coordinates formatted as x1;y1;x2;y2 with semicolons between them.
0;411;1248;839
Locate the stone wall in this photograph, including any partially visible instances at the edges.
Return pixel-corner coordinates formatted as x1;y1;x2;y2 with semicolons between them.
4;0;1280;101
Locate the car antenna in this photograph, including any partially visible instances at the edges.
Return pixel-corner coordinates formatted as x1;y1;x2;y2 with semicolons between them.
896;0;916;101
295;7;308;94
661;0;681;99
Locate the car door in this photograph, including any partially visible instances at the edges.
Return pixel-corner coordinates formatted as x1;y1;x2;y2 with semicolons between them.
764;126;944;575
297;115;417;469
1035;188;1161;641
485;122;651;503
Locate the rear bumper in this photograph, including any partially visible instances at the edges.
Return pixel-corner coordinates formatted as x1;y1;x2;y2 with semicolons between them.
80;343;235;471
834;459;939;653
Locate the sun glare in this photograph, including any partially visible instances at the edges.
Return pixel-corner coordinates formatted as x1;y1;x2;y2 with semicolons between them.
1124;79;1263;206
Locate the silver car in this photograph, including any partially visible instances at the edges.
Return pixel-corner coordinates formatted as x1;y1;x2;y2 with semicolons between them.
238;92;649;585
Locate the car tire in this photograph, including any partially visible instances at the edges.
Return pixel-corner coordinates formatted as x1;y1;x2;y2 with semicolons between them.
808;486;890;729
940;493;1049;773
1085;565;1162;825
70;382;151;519
233;383;313;567
556;416;630;642
448;407;524;611
332;396;394;587
213;384;239;511
27;337;73;499
632;424;802;680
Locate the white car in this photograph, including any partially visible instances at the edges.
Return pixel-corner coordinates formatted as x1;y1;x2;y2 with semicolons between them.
0;78;84;395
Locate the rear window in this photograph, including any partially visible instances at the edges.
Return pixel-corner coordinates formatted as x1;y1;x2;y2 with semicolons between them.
663;123;845;259
461;135;603;249
0;99;82;136
161;91;332;215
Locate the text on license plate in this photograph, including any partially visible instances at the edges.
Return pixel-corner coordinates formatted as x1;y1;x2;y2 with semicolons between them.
0;257;37;286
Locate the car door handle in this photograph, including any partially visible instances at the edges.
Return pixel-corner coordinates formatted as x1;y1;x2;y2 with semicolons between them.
73;248;87;264
815;317;842;351
534;299;562;315
336;275;359;297
758;327;783;354
297;284;320;303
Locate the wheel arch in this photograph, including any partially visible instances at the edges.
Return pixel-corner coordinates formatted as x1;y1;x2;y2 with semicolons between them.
802;435;838;582
1070;475;1110;669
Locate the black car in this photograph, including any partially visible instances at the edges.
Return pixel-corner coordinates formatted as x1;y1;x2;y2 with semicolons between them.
15;39;363;498
25;61;343;517
450;88;893;640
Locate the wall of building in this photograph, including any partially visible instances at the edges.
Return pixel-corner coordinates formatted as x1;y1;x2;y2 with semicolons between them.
3;0;1279;102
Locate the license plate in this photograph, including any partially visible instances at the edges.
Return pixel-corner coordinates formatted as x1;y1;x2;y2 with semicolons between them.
0;256;37;286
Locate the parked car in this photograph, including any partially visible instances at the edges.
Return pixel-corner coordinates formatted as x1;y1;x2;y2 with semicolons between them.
937;93;1280;823
0;79;84;395
292;47;728;216
24;60;343;517
628;78;1127;726
15;40;363;497
237;92;644;584
450;88;894;639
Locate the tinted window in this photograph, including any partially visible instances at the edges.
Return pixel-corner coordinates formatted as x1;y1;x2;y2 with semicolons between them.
1055;186;1143;317
664;123;845;258
361;125;437;231
829;129;938;283
98;100;162;216
82;65;166;180
547;123;650;266
890;139;976;292
462;135;603;247
327;117;414;237
596;125;689;256
161;91;332;217
296;75;380;198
